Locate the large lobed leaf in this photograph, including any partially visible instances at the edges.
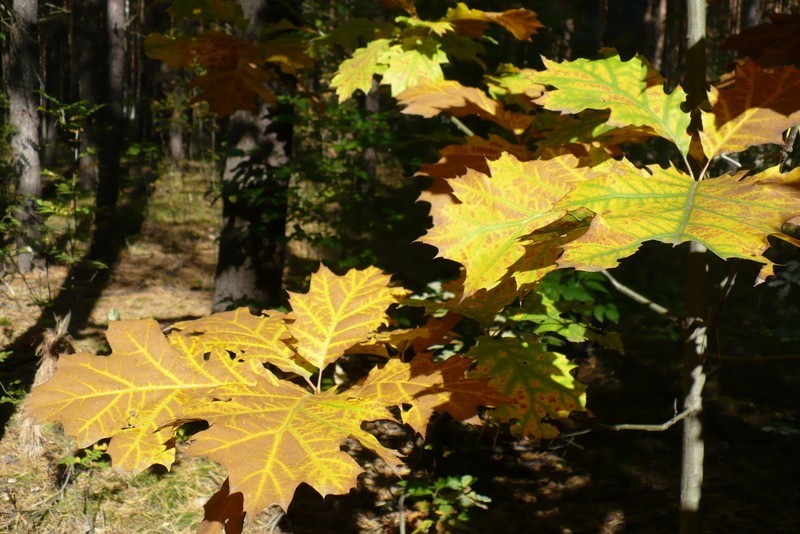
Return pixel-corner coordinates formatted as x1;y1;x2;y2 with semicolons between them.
145;31;310;115
444;4;542;41
331;39;392;103
350;353;509;437
397;79;533;133
532;55;692;156
467;336;586;438
25;319;259;472
556;161;800;277
423;150;800;294
287;265;407;372
170;308;312;379
183;374;401;516
700;59;800;159
419;152;609;296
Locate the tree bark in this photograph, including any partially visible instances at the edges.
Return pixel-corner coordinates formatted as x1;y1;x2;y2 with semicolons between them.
681;1;708;533
90;0;125;260
3;0;42;273
77;0;103;191
212;0;293;311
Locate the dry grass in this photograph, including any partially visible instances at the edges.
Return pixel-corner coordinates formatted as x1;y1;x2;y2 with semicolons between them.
0;163;243;533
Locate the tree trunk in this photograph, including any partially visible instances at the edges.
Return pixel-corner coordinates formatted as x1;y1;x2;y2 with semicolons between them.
681;1;708;533
3;0;42;273
212;104;290;311
77;0;103;191
212;0;294;311
90;0;125;260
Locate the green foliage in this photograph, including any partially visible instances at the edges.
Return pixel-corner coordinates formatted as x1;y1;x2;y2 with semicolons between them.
59;443;112;471
399;474;491;533
0;378;24;405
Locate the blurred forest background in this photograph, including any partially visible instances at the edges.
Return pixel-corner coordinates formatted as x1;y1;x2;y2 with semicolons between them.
0;0;798;532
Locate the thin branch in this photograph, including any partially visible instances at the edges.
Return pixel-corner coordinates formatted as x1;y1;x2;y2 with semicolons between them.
601;269;675;319
600;407;695;432
449;116;476;137
780;125;799;171
707;353;800;363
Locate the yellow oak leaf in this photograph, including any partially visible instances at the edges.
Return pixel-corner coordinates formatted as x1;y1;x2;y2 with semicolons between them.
331;38;392;103
420;152;610;297
183;375;401;516
287;265;407;372
533;55;692;156
557;161;800;276
25;319;259;472
170;308;312;379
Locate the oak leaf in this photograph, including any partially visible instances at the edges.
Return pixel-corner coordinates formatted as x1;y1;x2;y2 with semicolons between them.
145;31;296;115
700;60;800;159
379;41;448;96
287;265;407;372
556;161;800;276
350;353;509;437
417;135;531;180
444;4;542;41
183;374;401;516
397;80;533;133
25;319;258;472
467;336;586;438
419;152;609;297
170;308;312;379
331;39;392;102
532;55;692;156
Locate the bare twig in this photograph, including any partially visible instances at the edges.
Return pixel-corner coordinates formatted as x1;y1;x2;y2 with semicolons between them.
707;353;800;363
780;125;798;171
600;269;674;319
600;407;695;432
449;116;476;137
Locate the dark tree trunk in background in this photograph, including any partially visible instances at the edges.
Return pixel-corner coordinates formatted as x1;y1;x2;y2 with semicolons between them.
212;0;294;311
741;0;762;28
3;0;42;273
604;0;649;59
89;0;125;260
75;0;124;264
212;106;290;310
77;0;103;190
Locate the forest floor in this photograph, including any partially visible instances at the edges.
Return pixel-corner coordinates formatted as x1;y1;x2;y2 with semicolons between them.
0;166;799;533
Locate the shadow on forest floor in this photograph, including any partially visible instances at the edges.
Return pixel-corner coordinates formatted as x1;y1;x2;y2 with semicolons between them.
0;166;156;439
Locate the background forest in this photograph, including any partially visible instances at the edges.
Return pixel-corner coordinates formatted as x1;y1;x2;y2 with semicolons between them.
0;0;799;533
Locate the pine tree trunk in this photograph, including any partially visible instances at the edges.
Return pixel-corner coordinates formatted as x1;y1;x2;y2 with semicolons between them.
3;0;42;273
77;0;103;191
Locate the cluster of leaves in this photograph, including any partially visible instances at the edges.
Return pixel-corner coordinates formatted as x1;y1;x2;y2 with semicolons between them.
25;2;800;530
26;266;517;524
399;474;491;533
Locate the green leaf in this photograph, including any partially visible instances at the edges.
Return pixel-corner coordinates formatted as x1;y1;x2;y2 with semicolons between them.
467;336;586;438
557;162;800;277
533;55;692;156
380;41;448;96
331;38;392;103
